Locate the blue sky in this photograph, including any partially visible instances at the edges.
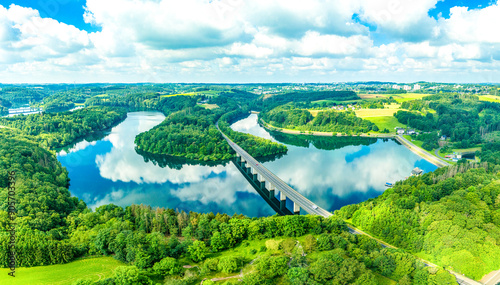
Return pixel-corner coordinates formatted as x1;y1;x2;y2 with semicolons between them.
0;0;499;83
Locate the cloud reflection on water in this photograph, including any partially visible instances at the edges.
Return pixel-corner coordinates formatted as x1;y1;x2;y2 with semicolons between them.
58;112;271;216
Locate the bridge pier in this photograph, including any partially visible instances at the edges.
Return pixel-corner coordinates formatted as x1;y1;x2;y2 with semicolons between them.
280;192;286;211
293;203;300;215
269;189;275;199
250;167;258;181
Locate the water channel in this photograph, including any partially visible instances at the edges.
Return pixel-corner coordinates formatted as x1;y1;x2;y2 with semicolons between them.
57;112;437;217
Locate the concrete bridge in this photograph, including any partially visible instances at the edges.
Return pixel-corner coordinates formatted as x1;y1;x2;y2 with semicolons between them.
218;128;332;218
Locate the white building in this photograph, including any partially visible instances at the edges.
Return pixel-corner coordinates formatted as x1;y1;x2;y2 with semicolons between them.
403;85;412;91
413;84;421;91
392;85;401;90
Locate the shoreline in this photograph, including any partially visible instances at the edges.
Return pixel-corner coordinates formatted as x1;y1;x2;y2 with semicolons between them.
259;118;450;168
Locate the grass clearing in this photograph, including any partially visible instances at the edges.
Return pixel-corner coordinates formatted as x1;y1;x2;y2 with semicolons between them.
364;116;404;132
355;104;401;118
199;103;219;110
160;92;196;98
453;147;482;153
375;272;397;285
478;95;500;103
0;256;125;285
392;93;432;103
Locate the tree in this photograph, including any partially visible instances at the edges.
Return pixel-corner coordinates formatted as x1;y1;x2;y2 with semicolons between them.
112;266;153;285
303;234;317;253
210;231;226;252
152;257;181;276
188;240;209;262
218;256;240;273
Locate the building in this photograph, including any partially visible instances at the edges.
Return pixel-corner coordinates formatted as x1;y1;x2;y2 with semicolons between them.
407;129;416;135
413;84;421;91
411;167;423;176
392;85;401;90
403;85;412;91
396;128;405;135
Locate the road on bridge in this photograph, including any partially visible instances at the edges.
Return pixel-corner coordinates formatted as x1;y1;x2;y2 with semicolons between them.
217;123;332;218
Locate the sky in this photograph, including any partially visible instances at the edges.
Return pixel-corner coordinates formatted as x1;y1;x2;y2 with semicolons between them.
0;0;499;83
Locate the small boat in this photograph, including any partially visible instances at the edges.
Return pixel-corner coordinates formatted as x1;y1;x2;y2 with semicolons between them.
385;182;393;187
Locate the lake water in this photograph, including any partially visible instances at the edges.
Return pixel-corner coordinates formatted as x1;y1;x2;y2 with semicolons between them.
57;112;437;217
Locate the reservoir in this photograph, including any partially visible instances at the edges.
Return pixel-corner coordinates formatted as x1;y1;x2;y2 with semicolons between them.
57;112;437;217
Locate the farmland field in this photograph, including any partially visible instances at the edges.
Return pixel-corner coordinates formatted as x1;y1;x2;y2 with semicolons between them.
365;116;405;132
478;95;500;103
355;104;401;118
0;257;125;285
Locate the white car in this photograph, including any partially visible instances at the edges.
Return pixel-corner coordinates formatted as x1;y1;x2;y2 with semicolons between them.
312;205;318;209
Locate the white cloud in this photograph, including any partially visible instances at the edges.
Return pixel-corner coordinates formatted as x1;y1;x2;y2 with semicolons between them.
440;4;500;44
1;1;500;83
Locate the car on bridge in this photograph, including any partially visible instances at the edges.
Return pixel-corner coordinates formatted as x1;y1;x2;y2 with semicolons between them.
312;205;318;209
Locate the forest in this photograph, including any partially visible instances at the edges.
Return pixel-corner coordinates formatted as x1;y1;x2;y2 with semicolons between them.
262;91;359;106
0;107;127;149
135;107;234;161
335;162;500;280
395;94;500;149
261;106;377;134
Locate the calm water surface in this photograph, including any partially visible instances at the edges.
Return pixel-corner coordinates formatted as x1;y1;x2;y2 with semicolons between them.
57;112;437;217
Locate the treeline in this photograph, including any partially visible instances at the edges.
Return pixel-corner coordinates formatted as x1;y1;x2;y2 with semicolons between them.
0;87;48;105
219;109;288;158
262;106;377;134
335;162;500;280
135;107;234;161
270;131;378;151
0;98;11;115
263;90;359;106
395;94;500;148
0;107;127;149
0;130;85;266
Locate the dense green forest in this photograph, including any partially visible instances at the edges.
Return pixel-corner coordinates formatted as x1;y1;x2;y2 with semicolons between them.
269;131;378;150
395;94;500;149
0;87;48;105
261;106;377;134
335;162;500;280
219;109;288;158
263;91;359;106
135;107;234;161
0;107;127;149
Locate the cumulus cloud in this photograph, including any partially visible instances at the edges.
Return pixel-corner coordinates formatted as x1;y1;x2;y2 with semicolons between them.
1;0;500;82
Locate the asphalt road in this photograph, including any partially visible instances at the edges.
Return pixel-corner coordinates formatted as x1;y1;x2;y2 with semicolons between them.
396;135;451;167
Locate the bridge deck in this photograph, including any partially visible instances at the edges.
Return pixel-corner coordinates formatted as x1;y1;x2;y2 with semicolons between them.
218;128;332;218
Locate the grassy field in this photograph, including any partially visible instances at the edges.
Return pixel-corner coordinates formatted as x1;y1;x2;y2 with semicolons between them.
365;116;404;132
453;147;482;153
355;104;401;118
160;92;196;98
478;95;500;103
403;135;425;148
199;103;219;110
391;93;432;103
0;257;125;285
